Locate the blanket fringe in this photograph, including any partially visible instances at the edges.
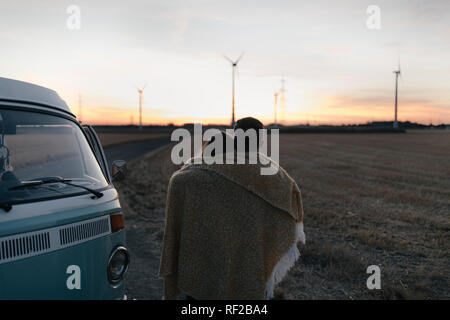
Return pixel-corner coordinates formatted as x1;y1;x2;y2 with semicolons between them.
264;222;305;299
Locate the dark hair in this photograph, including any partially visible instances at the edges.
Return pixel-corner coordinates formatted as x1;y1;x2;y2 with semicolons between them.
203;117;264;156
234;117;264;132
203;130;231;156
234;117;264;152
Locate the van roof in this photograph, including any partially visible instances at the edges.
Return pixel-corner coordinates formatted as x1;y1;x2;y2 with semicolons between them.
0;77;73;115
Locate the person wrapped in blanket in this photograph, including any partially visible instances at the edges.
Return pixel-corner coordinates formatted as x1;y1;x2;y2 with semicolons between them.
159;117;305;299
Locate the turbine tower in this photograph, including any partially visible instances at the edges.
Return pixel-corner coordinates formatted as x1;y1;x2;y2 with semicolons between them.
137;84;147;131
393;63;401;129
223;52;244;127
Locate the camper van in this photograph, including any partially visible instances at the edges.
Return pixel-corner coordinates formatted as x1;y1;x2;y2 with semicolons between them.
0;77;129;299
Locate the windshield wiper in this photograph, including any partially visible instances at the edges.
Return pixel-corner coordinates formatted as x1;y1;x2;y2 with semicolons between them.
8;176;104;199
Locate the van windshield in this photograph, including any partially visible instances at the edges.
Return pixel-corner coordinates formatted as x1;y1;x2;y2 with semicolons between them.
0;109;109;205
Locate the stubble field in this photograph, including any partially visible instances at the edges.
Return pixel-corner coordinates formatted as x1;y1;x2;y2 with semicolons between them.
114;130;450;299
97;132;169;148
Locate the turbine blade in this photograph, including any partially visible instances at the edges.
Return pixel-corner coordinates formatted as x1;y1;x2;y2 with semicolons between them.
223;54;233;64
235;52;245;64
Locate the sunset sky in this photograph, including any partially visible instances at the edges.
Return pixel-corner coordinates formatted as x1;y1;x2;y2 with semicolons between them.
1;0;449;125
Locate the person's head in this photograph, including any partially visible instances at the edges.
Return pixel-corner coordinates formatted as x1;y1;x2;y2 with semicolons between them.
202;130;233;157
234;117;264;152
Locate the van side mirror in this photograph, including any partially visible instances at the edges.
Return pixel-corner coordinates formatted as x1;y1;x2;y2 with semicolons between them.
112;160;127;181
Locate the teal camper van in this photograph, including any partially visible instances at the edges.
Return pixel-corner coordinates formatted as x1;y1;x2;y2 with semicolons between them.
0;77;129;299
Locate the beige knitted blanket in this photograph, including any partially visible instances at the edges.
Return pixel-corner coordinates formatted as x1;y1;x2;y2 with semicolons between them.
159;153;305;299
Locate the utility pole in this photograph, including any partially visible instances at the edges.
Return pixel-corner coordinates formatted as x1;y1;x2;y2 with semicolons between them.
137;84;147;131
138;89;143;130
274;91;278;126
78;94;82;123
279;77;286;123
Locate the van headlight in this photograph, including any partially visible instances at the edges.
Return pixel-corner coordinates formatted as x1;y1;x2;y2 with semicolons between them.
107;246;130;283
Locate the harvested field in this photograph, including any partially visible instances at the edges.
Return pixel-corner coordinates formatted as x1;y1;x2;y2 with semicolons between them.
116;130;450;299
97;132;169;148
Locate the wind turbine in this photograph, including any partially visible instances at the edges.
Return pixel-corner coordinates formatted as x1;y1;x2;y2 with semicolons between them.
223;52;244;127
136;83;147;131
393;63;401;129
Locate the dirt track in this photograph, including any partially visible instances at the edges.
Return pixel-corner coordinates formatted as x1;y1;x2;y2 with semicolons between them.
116;131;450;300
103;137;170;166
115;145;178;299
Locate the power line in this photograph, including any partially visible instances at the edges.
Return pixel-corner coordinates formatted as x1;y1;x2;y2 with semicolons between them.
137;83;147;130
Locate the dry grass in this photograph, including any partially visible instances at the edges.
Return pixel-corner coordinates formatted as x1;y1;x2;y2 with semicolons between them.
117;130;450;299
277;130;450;299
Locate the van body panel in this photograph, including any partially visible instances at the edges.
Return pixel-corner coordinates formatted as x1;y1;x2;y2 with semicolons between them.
0;189;120;237
0;229;126;299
